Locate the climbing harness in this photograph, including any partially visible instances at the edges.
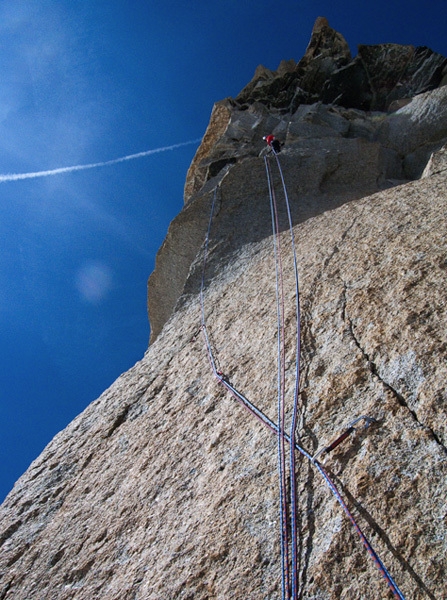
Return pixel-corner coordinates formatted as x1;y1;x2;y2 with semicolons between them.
312;415;376;463
199;151;407;600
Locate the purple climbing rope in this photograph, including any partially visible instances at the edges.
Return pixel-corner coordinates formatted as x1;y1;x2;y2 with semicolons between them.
265;155;291;599
269;147;303;600
199;172;407;600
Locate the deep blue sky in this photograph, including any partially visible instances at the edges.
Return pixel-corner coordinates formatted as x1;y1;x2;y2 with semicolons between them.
1;1;446;502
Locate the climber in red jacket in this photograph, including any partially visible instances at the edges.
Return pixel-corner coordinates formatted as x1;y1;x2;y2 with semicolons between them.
263;134;282;153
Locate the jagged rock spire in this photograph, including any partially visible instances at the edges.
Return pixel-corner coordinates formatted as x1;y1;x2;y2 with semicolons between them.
236;17;447;112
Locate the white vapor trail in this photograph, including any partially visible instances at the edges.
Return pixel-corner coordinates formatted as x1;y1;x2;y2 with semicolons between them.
0;138;202;183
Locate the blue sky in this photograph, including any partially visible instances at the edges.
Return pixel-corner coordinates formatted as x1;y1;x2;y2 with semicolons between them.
1;1;446;501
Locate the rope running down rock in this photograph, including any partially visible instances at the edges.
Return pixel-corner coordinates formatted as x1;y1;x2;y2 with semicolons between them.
199;155;407;600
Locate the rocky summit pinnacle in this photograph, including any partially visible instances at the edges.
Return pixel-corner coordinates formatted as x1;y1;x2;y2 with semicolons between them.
235;17;446;113
1;18;446;600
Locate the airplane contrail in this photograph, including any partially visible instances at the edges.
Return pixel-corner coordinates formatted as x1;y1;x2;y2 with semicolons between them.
0;138;202;183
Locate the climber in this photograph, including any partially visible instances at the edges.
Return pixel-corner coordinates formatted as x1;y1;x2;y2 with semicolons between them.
263;134;282;153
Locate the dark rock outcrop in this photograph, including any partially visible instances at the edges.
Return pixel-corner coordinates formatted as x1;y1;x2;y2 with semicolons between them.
236;17;352;112
322;43;447;111
236;17;447;113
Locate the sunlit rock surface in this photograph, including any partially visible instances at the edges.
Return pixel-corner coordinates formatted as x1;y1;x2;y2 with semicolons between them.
150;82;447;342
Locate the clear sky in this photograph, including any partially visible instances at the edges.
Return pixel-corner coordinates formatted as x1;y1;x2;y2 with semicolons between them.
1;0;446;502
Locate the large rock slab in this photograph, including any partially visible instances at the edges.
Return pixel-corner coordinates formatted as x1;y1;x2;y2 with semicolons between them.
152;125;400;342
1;166;446;599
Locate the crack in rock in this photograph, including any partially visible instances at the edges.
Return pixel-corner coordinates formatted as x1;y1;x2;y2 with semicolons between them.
341;282;447;453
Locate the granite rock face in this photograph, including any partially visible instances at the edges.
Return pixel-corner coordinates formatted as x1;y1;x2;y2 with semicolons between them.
1;19;447;600
148;18;447;342
149;82;447;342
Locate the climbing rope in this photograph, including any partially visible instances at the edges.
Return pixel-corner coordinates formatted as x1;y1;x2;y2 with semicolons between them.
266;149;304;600
265;153;290;598
199;155;407;600
315;461;407;600
265;152;304;598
